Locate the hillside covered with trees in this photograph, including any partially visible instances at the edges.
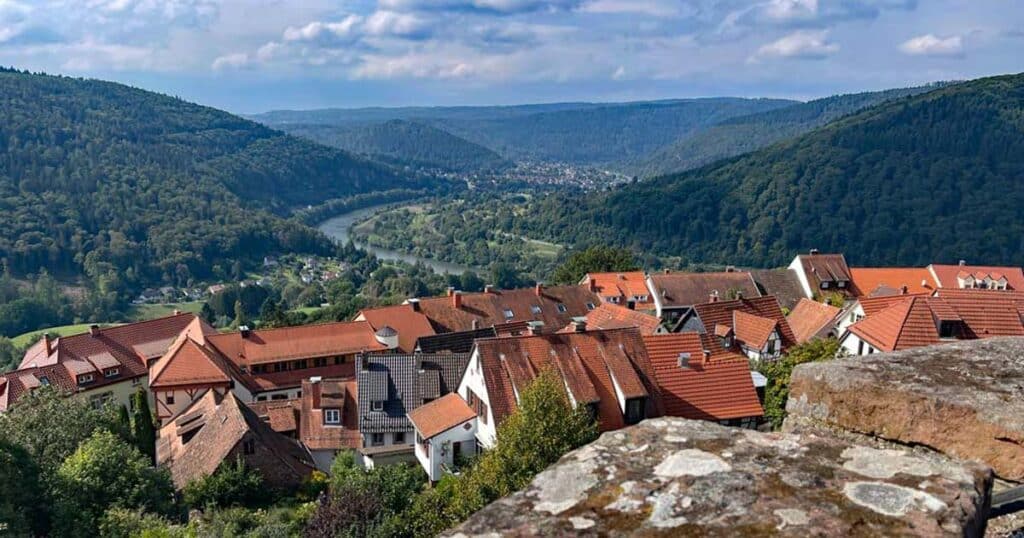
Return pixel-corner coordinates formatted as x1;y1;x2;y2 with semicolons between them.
0;68;423;286
280;120;512;173
494;73;1024;267
633;83;951;177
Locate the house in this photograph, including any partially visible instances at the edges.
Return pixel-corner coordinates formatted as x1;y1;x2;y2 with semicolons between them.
838;290;1024;356
787;251;853;299
566;302;662;335
412;284;600;334
646;270;761;321
356;352;470;468
299;378;361;471
750;268;808;311
458;327;661;449
579;271;655;311
249;399;300;439
787;299;841;343
1;312;209;413
848;267;937;297
834;293;923;336
408;393;478;482
642;332;763;427
415;327;498;354
927;262;1024;291
681;296;797;361
156;389;315;491
354;302;437;353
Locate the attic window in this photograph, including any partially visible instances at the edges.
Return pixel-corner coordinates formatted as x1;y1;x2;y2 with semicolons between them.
821;282;831;289
530;305;542;315
38;376;49;386
677;352;691;368
586;303;595;311
104;367;119;378
557;304;568;313
837;281;847;289
503;308;514;319
324;409;341;425
77;373;94;385
371;401;384;412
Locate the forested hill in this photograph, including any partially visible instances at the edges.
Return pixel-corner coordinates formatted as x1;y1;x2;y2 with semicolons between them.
634;83;951;177
503;73;1024;267
0;69;418;284
279;120;512;172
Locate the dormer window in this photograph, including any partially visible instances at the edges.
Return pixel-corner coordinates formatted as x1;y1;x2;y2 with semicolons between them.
77;373;94;385
557;303;568;313
586;302;595;311
837;281;847;289
324;408;341;424
939;321;958;339
530;305;542;315
39;376;50;386
624;398;645;425
371;401;384;412
103;367;119;378
609;296;620;304
821;282;831;289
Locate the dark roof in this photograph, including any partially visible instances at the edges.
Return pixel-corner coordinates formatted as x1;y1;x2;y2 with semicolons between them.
356;352;470;434
415;285;600;333
416;327;498;353
692;296;797;351
796;253;853;296
750;269;806;311
649;272;761;309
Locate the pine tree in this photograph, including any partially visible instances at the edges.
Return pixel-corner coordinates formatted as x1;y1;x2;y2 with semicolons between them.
233;299;247;328
130;389;156;463
118;404;131;435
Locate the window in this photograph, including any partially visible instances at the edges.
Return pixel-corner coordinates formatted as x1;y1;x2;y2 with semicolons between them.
371;401;384;412
530;305;542;315
271;394;287;401
104;367;119;378
371;433;385;446
243;439;256;455
677;352;691;368
586;302;595;311
131;377;141;386
857;340;865;355
166;393;175;405
610;296;621;304
624;398;645;425
837;281;847;289
503;308;514;319
324;409;341;424
821;282;830;289
394;432;406;444
557;304;568;313
314;357;327;368
257;395;267;401
78;373;94;385
39;376;50;386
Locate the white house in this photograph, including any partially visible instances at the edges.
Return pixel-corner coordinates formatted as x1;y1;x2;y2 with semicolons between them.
407;393;478;482
456;349;499;449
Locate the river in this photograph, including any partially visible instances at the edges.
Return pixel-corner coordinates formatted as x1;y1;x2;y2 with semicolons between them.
317;204;473;275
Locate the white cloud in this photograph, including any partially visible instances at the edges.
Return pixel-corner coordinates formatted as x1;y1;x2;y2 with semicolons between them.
379;0;579;15
900;33;963;56
283;16;364;45
577;0;682;17
752;29;839;60
211;51;250;70
364;10;434;39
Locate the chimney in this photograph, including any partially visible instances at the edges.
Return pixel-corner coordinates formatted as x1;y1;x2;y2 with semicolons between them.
735;290;744;300
89;325;100;337
900;285;909;295
703;349;711;362
472;319;480;330
447;287;456;297
527;321;545;336
571;317;587;333
921;279;930;289
709;290;720;303
534;282;543;296
42;334;52;355
959;260;967;266
588;278;597;292
173;309;182;316
484;284;495;294
408;298;421;312
309;377;322;408
663;268;671;274
240;325;251;338
452;291;463;309
809;248;821;255
725;265;736;273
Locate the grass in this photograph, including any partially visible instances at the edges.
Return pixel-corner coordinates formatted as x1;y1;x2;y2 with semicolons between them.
12;323;115;347
127;301;204;321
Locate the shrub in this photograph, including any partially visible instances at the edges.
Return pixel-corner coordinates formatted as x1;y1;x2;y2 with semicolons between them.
183;456;268;510
759;338;842;429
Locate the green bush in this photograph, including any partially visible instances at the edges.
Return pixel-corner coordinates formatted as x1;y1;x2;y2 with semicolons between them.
183;456;268;510
759;338;842;429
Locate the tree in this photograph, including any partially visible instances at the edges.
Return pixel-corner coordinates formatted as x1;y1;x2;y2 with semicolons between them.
200;302;216;325
758;338;842;429
259;297;287;328
131;388;156;462
98;508;185;538
0;440;46;536
183;456;267;510
232;299;247;328
52;430;174;537
550;245;638;285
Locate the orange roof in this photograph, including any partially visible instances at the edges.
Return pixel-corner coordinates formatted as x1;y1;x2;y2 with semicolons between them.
787;299;840;343
694;296;797;351
300;379;361;451
149;336;233;389
849;267;936;297
356;304;436;353
407;393;477;440
415;285;599;334
582;272;653;305
857;294;928;317
848;297;940;352
732;310;778;349
643;333;763;421
930;264;1024;290
207;321;387;366
932;289;1024;338
574;303;661;335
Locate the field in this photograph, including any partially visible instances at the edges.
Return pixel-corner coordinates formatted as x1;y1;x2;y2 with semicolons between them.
127;301;204;321
12;323;114;347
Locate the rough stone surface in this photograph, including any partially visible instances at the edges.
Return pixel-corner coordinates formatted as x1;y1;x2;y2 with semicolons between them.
785;337;1024;480
444;418;992;537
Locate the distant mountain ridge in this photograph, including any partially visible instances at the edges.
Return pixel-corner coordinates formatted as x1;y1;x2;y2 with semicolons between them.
276;119;512;173
496;73;1024;267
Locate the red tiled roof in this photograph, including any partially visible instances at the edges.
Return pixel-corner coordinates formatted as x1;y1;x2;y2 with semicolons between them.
356;304;436;353
407;392;477;440
796;253;853;295
848;297;940;352
415;285;600;333
300;379;361;451
149;336;233;389
248;363;356;392
581;272;654;308
206;321;387;366
474;328;661;433
648;271;761;308
693;296;797;351
930;264;1024;290
932;289;1024;338
643;333;763;421
849;267;937;297
787;299;840;344
250;399;300;433
732;310;778;349
858;294;929;317
573;303;661;335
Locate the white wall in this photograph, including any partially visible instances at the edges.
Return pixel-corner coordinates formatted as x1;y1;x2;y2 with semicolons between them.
838;332;876;356
788;256;814;299
457;351;498;448
645;275;665;318
415;418;477;482
835;302;865;335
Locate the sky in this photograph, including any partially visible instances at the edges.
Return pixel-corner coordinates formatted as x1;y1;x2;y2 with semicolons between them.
0;0;1021;113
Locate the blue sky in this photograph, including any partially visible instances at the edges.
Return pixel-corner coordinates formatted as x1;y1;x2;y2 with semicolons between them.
1;0;1021;113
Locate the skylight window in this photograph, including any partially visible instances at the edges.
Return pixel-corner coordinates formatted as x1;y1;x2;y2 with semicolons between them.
503;308;514;319
557;304;568;313
586;303;595;311
530;305;542;314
